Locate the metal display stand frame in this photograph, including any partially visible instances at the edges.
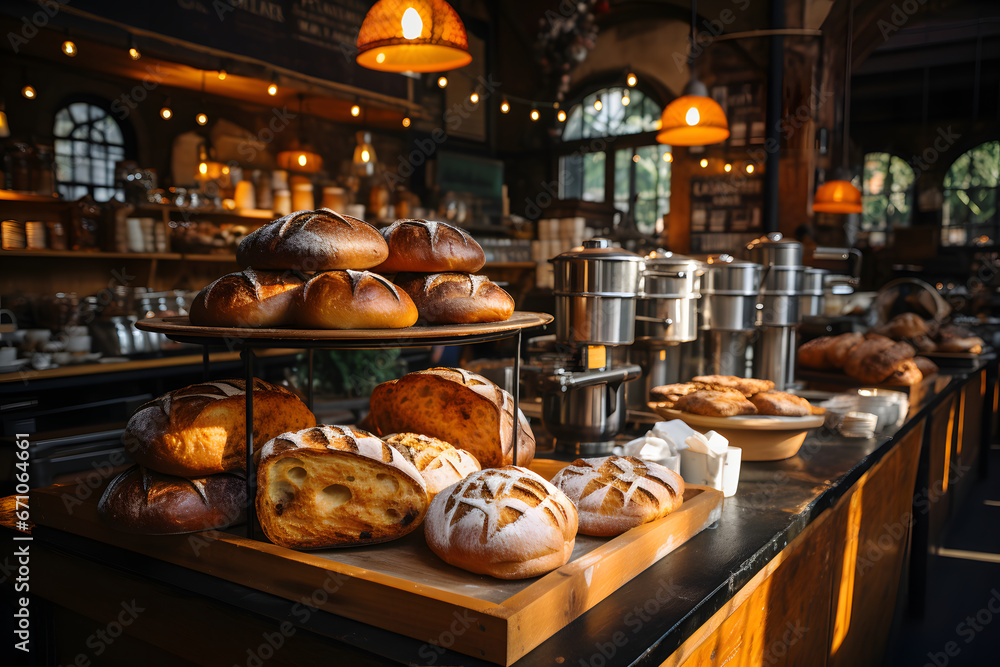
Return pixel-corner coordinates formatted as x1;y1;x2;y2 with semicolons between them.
137;313;553;539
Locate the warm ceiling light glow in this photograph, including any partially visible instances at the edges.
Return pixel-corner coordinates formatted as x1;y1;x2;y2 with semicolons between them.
401;7;423;39
128;47;141;60
724;163;732;172
361;149;371;163
594;99;603;111
746;164;755;174
632;154;640;163
402;116;411;127
685;106;700;126
21;85;36;100
470;92;479;103
267;83;278;96
813;179;862;213
198;162;208;175
663;152;673;162
351;104;361;117
621;94;630;106
627;72;637;87
557;110;566;122
196;112;208;126
500;99;510;113
437;76;448;88
160;106;172;120
356;0;472;72
298;153;308;167
218;69;227;80
530;109;539;121
657;91;730;146
699;158;708;168
61;40;77;57
222;166;230;175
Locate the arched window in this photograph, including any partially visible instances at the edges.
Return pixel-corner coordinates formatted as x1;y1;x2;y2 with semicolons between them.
861;152;915;232
53;102;127;201
558;87;670;235
942;140;999;245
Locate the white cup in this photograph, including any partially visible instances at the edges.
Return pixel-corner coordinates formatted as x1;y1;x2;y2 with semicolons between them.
0;347;16;364
66;336;92;354
722;447;742;498
52;352;71;365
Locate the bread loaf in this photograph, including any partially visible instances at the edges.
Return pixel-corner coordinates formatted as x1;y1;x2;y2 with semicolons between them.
797;336;836;370
550;456;684;537
256;425;428;549
367;367;535;468
98;466;245;534
844;336;915;384
381;433;481;500
749;390;812;416
237;209;388;271
424;466;578;579
690;375;774;397
124;379;315;477
826;332;865;369
189;268;305;328
293;270;418;329
672;390;758;416
375;219;485;274
884;359;923;386
396;273;514;324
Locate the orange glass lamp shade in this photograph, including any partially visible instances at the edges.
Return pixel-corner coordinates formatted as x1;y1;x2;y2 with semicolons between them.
657;94;730;146
813;179;863;214
277;145;323;174
356;0;472;72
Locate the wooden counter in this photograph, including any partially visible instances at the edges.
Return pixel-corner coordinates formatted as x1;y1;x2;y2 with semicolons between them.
13;359;997;666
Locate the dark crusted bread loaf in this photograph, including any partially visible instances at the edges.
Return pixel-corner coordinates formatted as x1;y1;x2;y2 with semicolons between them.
189;268;305;328
395;272;514;324
124;379;316;477
237;208;388;271
374;219;485;274
256;425;428;549
292;270;418;329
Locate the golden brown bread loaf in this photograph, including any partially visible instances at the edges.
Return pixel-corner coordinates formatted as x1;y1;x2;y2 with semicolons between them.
549;456;684;537
749;390;812;416
367;367;535;468
874;313;930;339
797;336;836;370
826;332;865;369
98;466;245;534
395;273;514;324
256;425;428;549
124;379;315;477
237;208;388;271
381;433;481;500
375;219;485;274
424;466;578;579
845;337;916;384
292;270;418;329
690;375;774;397
672;390;758;416
935;336;984;354
913;356;939;377
842;335;894;382
884;359;923;386
189;268;304;328
650;382;744;408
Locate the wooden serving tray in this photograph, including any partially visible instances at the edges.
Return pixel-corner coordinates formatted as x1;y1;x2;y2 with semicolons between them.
30;462;722;666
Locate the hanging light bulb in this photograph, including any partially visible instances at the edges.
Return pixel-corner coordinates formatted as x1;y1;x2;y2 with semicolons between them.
21;84;36;100
621;93;630;106
353;131;377;175
351;104;361;117
128;36;141;60
663;152;673;163
402;116;411;128
0;102;9;139
469;92;479;104
437;76;448;88
724;163;732;172
745;164;755;174
530;108;539;121
627;72;637;87
297;153;308;167
61;40;77;57
557;110;566;122
500;99;510;113
218;69;227;80
198;162;208;176
594;99;603;111
267;82;278;96
196;112;208;126
699;158;709;168
160;97;172;120
401;7;423;39
356;0;472;72
632;154;640;163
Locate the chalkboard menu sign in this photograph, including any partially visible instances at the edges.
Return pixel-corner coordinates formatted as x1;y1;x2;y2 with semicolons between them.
690;174;763;233
69;0;407;98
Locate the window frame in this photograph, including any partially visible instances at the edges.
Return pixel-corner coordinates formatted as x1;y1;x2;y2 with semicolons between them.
861;151;915;233
52;96;136;202
941;140;1000;246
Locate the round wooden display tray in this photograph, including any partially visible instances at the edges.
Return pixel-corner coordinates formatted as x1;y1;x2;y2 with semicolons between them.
648;404;825;461
136;312;553;348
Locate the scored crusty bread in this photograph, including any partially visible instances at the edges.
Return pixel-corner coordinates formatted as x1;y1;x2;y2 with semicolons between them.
256;425;428;549
826;332;865;369
749;390;812;417
395;272;514;324
367;367;535;468
550;456;684;537
375;219;485;274
124;379;316;477
797;336;836;370
650;382;744;408
98;466;245;534
189;268;305;328
292;270;418;329
237;208;388;271
672;390;758;417
845;337;915;384
424;466;578;579
381;433;481;500
690;375;774;397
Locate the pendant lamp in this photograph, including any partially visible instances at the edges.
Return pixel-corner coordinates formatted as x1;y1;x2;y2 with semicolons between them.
353;131;377;176
813;0;862;214
356;0;472;73
657;0;729;146
277;95;323;174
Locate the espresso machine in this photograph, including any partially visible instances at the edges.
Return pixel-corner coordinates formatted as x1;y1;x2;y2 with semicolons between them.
629;250;704;409
747;233;805;390
538;238;643;455
699;254;764;378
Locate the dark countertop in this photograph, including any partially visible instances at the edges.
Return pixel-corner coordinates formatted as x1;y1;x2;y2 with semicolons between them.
29;361;993;666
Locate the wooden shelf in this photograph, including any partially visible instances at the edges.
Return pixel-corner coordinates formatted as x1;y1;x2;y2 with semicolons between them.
134;205;275;220
0;191;65;203
483;261;536;269
0;249;242;262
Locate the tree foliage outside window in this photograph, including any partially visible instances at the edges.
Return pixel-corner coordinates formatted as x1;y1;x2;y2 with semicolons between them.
942;140;999;245
53;102;126;202
862;152;914;232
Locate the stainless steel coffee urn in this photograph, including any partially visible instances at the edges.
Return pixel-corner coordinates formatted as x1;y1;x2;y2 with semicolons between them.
747;233;805;390
540;238;643;455
699;254;763;378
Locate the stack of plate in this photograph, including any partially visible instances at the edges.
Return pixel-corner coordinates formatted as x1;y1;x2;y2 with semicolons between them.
2;220;25;250
839;411;878;438
25;221;46;250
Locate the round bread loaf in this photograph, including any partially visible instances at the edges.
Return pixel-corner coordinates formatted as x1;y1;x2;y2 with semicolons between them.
424;466;578;579
395;273;514;324
98;466;246;534
826;332;865;369
237;208;388;271
124;379;316;477
375;219;485;273
550;456;684;537
367;367;535;468
293;270;418;329
797;336;836;370
382;433;481;500
749;390;812;416
256;425;428;549
885;358;923;386
189;268;305;328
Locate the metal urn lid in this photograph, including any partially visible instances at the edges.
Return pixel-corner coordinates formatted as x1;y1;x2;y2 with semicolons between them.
552;238;644;296
746;232;803;267
641;249;703;299
701;254;763;295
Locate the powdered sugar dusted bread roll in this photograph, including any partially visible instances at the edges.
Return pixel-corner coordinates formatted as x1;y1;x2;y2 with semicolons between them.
375;219;485;274
381;433;481;500
395;272;514;324
550;456;684;537
367;367;535;468
424;466;578;579
256;425;428;549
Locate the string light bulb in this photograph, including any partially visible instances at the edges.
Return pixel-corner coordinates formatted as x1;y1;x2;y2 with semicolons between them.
699;158;708;168
500;99;510;113
469;92;479;104
267;82;278;96
21;84;36;100
196;112;208;126
627;72;637;87
594;99;603;111
128;36;141;60
350;104;361;117
557;109;566;122
663;152;673;163
160;97;172;120
218;69;227;80
530;108;539;121
746;164;755;174
402;116;411;128
724;163;732;172
198;162;208;175
621;93;630;106
437;76;448;88
61;40;77;57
